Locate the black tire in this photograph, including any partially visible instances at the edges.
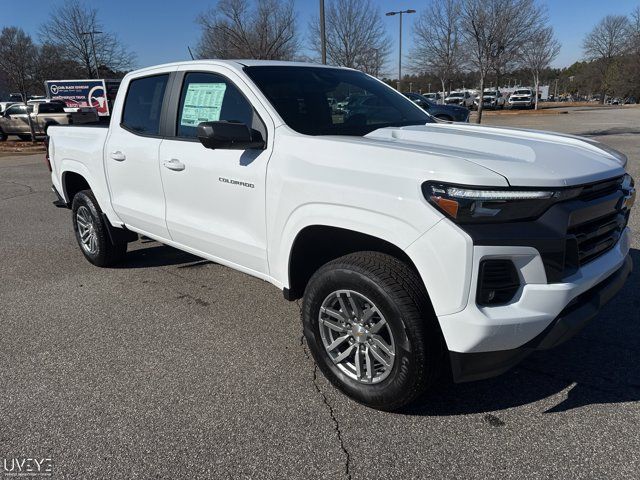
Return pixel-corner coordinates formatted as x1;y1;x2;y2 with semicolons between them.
434;114;453;122
17;134;32;141
71;190;127;267
0;128;7;142
302;252;445;411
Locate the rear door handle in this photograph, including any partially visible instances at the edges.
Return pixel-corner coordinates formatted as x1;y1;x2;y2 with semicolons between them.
163;158;185;171
110;151;126;161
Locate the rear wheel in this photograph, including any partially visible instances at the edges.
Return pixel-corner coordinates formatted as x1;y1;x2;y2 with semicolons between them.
17;134;31;141
0;128;6;142
302;252;444;411
72;190;127;267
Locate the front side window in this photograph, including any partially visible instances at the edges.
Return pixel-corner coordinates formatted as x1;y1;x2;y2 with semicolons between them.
176;72;254;139
6;105;29;115
244;66;431;136
121;74;169;135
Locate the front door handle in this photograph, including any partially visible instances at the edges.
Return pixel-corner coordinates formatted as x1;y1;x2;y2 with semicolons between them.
110;151;126;161
163;158;185;171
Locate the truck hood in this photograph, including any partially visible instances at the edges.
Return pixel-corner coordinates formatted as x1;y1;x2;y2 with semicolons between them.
364;123;627;187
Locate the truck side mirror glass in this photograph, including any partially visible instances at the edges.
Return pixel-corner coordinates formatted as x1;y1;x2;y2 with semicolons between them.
197;121;265;150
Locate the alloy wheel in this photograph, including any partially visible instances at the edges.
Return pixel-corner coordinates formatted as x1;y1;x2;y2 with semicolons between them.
318;289;396;384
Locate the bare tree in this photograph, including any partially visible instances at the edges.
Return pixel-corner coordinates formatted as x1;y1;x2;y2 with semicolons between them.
308;0;390;76
411;0;461;102
460;0;543;123
629;7;640;66
0;27;37;142
40;0;135;78
196;0;298;60
520;26;560;109
583;15;630;103
33;43;84;90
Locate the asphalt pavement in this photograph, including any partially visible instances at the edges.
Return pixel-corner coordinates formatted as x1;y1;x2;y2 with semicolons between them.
1;107;639;479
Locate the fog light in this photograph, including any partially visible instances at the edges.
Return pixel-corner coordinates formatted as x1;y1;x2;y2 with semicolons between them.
477;259;520;306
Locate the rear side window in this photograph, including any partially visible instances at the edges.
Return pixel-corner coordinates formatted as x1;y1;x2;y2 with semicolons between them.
121;74;169;135
38;103;65;113
176;72;254;139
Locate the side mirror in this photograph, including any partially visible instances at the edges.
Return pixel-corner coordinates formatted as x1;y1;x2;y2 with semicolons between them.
197;121;265;150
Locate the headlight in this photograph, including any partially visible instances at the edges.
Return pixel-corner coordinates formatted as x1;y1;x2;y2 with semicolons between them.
422;182;578;223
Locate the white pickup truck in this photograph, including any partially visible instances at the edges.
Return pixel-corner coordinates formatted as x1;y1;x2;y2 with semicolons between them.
48;60;635;411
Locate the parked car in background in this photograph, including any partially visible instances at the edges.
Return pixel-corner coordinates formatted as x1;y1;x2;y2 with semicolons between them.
404;92;469;122
444;90;474;108
474;88;506;110
0;101;17;115
423;92;442;103
341;94;413;124
508;88;535;109
0;101;98;141
624;97;637;105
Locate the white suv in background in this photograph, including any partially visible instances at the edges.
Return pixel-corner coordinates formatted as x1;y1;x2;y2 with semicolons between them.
508;88;535;109
444;90;475;108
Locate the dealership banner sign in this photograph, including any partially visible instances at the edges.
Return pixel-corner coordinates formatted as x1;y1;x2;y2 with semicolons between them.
45;79;115;116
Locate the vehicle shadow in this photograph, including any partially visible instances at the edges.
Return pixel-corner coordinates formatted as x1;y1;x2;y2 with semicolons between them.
116;243;208;269
406;247;640;416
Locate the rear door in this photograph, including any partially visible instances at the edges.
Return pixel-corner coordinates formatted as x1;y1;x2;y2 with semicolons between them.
158;67;273;274
105;72;173;239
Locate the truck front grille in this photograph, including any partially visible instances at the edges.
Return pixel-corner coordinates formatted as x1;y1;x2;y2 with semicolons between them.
568;211;627;265
565;176;629;268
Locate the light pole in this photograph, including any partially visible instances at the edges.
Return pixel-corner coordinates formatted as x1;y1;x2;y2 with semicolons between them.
81;30;102;77
319;0;326;64
386;9;415;92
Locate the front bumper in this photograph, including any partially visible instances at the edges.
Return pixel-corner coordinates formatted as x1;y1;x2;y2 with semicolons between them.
450;253;632;382
437;227;631;354
509;100;533;107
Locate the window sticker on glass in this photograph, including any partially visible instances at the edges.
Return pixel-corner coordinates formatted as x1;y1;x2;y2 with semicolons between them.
180;83;227;126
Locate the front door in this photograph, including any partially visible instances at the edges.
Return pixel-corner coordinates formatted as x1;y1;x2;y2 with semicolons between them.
105;72;172;239
158;69;272;274
2;104;31;134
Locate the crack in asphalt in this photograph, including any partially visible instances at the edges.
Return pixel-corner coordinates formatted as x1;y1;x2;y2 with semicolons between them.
0;180;41;202
299;334;352;480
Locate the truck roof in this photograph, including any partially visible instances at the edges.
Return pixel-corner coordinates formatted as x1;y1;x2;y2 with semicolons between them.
128;59;349;77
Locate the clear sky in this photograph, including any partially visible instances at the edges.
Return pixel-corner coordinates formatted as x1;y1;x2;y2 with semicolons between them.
4;0;640;74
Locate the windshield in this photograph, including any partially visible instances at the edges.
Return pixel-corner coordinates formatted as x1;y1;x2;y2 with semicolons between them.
449;92;464;98
484;91;498;96
244;66;431;136
514;90;531;95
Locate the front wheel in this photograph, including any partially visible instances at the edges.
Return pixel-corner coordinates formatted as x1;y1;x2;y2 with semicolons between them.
72;190;127;267
0;128;7;142
17;134;32;141
302;252;445;411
